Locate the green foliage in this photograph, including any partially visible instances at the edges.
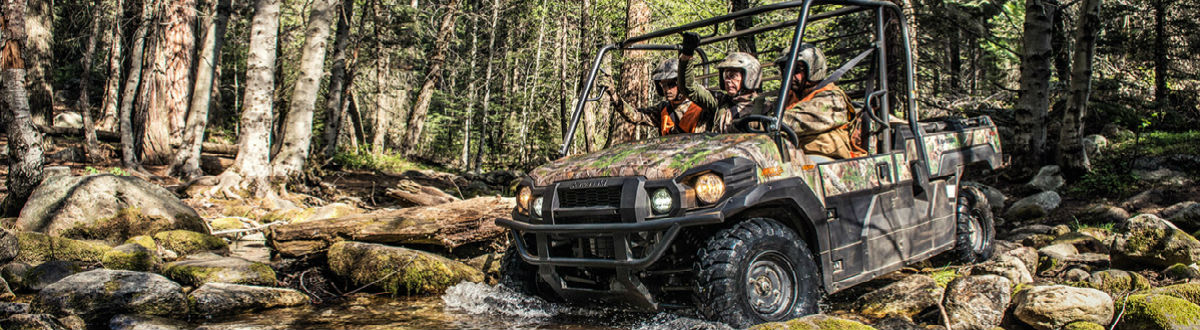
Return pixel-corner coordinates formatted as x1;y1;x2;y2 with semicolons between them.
332;147;429;174
1069;130;1200;199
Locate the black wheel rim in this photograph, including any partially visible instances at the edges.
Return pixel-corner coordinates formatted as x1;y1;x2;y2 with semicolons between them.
957;196;986;255
746;250;797;319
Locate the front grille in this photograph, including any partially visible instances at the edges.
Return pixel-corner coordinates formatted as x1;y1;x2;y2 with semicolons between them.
558;186;622;208
556;214;623;224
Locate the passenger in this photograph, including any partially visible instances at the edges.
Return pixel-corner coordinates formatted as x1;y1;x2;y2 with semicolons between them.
676;32;766;132
776;44;864;162
612;58;714;136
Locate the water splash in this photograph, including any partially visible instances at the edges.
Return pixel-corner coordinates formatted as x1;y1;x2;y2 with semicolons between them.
441;282;561;318
631;313;734;330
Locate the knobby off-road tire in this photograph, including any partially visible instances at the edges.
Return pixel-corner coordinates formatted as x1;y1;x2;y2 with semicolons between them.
948;185;995;263
499;246;544;297
694;218;821;327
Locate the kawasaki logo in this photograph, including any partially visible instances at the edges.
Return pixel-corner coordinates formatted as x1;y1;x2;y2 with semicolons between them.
567;180;610;189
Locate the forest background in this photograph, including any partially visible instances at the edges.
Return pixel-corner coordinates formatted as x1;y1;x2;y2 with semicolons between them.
0;0;1196;211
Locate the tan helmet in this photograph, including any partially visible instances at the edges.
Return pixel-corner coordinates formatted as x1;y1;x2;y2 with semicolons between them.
716;52;761;93
652;58;680;96
775;43;828;84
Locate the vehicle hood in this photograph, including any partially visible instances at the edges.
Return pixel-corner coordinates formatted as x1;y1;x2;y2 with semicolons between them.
529;133;784;186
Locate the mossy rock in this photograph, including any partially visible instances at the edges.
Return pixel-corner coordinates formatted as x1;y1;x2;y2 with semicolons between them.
161;256;276;286
1051;232;1108;254
1118;294;1200;330
152;230;228;255
208;217;246;232
1063;321;1105;330
1163;263;1200;281
327;241;483;295
101;243;160;272
125;235;156;251
1086;270;1150;297
749;314;877;330
1111;214;1200;268
1143;283;1200;304
15;232;112;264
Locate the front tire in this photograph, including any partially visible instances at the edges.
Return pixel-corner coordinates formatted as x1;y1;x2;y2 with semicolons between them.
499;245;553;299
948;185;995;263
694;218;821;327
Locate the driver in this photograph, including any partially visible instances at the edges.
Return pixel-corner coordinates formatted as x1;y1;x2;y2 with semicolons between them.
612;58;714;136
676;32;766;133
776;44;863;162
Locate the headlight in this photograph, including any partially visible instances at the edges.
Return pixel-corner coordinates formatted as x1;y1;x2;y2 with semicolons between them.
695;173;725;204
651;188;673;214
518;187;531;212
532;197;543;217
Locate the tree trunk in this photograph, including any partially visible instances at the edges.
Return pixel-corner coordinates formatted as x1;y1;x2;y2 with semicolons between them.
98;0;124;131
119;0;156;169
473;0;500;173
1050;0;1070;86
139;0;198;165
322;0;355;160
520;13;547;165
614;0;651;145
459;9;479;168
1152;0;1167;120
731;0;755;54
24;0;53;126
1057;0;1101;178
370;1;387;154
271;0;338;177
170;0;232;179
577;0;595;153
1;0;46;216
1013;0;1054;163
220;0;281;195
949;28;961;93
78;3;105;163
401;0;458;153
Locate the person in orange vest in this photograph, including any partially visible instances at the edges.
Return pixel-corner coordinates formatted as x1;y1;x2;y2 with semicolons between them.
612;58;715;136
776;44;864;162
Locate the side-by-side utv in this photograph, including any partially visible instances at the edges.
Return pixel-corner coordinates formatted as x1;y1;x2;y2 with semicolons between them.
495;0;1006;327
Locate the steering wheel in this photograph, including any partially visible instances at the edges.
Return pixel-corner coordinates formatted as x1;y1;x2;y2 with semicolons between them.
734;114;800;147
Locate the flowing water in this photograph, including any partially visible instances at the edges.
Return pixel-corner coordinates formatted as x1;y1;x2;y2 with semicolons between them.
192;282;733;330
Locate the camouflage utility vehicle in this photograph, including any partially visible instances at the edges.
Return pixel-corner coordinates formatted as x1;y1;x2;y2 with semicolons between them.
496;0;1006;326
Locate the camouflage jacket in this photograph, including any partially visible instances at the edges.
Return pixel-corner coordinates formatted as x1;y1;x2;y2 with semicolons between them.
780;84;859;159
678;57;766;133
615;89;713;135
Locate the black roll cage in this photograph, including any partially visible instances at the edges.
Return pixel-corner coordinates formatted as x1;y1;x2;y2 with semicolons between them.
559;0;926;165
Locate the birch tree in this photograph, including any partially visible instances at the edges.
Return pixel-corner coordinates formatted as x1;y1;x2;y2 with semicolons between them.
272;0;338;176
1;0;45;215
172;0;233;179
1057;0;1101;178
1013;0;1054;162
216;0;281;196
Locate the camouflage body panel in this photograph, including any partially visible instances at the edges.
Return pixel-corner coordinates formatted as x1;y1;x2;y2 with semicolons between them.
921;124;1002;175
529;133;789;186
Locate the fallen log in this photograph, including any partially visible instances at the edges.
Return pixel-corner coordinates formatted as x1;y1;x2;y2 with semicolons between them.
267;196;513;257
35;125;239;156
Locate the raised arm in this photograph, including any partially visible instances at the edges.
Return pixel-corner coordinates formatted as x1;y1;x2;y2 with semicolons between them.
677;33;719;113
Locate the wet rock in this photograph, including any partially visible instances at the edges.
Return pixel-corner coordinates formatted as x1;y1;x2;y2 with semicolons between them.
1086;270;1150;296
1110;214;1200;268
968;254;1033;285
943;275;1012;330
101;243;160;272
463;253;501;277
386;180;460;207
1005;191;1062;221
16;174;207;244
327;241;484;295
1065;268;1091;282
1026;165;1066;192
161;256;276;286
1051;232;1109;254
188;282;309;315
0;313;70;330
1167;202;1200;233
1164;263;1200;281
15;232;111;264
1118;294;1200;330
855;274;942;320
23;261;81;292
270;197;513;257
1012;285;1114;330
2;263;30;290
1083;135;1108;158
749;314;876;330
31;269;186;321
108;314;190;330
153;230;229;256
1077;204;1130;226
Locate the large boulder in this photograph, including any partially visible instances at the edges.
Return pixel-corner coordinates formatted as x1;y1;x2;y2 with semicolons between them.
152;230;229;257
327;241;483;295
1026;165;1066;192
23;261;81;292
968;254;1033;285
1083;134;1108;158
1005;191;1062;222
1110;214;1200;268
16;174;207;244
15;232;111;264
1012;285;1114;330
1166;202;1200;233
854;274;942;320
269;197;512;257
1085;270;1150;297
750;314;876;330
31;270;186;321
0;313;71;330
188;282;308;315
1164;263;1200;281
1;263;31;291
1077;204;1130;226
1117;294;1200;330
101;244;160;272
943;275;1013;330
161;256;276;286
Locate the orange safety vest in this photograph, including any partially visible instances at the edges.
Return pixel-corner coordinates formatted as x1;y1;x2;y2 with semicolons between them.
659;102;705;135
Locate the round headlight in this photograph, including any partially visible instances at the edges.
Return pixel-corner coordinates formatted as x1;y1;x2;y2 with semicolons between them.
518;187;531;212
695;173;725;204
651;188;673;214
532;197;544;217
